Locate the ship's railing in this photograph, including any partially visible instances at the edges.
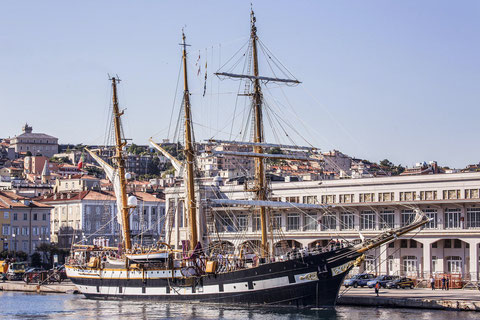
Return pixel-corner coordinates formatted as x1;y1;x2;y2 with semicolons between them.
205;244;353;274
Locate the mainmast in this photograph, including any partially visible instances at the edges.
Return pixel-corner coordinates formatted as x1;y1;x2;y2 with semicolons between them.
181;32;199;252
250;10;268;258
214;9;300;259
111;77;132;251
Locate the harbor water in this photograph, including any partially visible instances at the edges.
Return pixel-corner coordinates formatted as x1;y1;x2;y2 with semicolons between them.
0;292;478;320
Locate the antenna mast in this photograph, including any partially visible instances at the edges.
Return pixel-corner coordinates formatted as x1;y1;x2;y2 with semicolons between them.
111;77;132;251
181;32;199;251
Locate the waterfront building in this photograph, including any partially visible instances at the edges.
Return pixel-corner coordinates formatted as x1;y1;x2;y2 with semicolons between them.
41;190;165;250
0;191;52;254
165;172;480;281
10;124;58;158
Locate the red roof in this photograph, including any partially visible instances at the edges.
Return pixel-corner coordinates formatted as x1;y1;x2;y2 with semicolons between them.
0;191;53;209
39;190;164;203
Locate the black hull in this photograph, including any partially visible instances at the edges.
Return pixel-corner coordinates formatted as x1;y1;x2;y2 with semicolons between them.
70;248;359;307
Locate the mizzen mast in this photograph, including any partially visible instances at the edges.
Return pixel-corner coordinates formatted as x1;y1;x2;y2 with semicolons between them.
181;32;199;252
111;77;132;251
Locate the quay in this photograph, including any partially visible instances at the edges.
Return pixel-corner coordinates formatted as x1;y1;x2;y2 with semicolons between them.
0;280;78;294
337;287;480;311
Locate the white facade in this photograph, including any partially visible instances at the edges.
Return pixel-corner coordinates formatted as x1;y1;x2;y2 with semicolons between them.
42;191;166;250
165;172;480;281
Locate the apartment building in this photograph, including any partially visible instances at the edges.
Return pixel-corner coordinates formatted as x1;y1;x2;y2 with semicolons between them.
165;172;480;281
0;191;52;254
41;190;165;250
197;143;255;178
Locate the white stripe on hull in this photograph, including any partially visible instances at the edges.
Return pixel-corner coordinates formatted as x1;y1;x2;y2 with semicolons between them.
67;267;183;279
71;270;328;297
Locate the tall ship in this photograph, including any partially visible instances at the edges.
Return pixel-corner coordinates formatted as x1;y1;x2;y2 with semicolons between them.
66;10;429;307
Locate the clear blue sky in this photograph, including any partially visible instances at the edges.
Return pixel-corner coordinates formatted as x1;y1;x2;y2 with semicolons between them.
0;1;478;168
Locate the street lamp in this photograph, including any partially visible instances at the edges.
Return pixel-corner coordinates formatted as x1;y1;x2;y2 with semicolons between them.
11;234;16;253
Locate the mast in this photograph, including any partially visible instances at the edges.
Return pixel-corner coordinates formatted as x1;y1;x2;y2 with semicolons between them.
181;32;198;251
214;9;301;258
111;77;132;251
250;10;268;258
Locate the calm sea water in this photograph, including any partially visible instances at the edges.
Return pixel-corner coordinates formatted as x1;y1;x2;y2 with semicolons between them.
0;292;478;320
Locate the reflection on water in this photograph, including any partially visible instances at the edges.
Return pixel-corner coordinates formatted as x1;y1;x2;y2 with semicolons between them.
0;292;478;320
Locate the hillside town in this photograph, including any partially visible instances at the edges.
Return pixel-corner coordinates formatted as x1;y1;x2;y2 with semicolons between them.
1;123;480;283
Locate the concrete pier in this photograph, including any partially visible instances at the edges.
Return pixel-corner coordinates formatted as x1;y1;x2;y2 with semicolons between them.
337;287;480;311
0;280;78;294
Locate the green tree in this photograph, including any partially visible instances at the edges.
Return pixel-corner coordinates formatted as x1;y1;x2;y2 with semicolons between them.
37;243;69;268
147;157;161;176
266;147;284;165
86;166;104;178
50;156;71;164
30;252;42;267
379;159;394;169
379;159;405;176
127;143;147;155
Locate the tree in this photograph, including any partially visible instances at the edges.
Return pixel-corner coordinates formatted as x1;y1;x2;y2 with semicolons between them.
26;151;32;157
74;144;85;151
268;147;283;155
266;147;284;165
380;159;394;169
379;159;405;176
392;165;405;176
86;166;104;178
127;143;146;155
30;252;42;267
50;156;71;164
37;243;69;268
147;157;161;176
14;251;28;261
162;143;185;160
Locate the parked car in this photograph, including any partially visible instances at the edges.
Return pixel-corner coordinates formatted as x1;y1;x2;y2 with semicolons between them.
386;277;415;289
23;268;46;284
367;275;398;288
50;265;67;283
6;262;27;281
344;273;375;288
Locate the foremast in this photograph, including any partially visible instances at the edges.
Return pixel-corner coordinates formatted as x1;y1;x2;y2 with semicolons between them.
181;32;199;252
111;77;132;251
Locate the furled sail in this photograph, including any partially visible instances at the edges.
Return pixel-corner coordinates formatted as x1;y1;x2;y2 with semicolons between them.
85;148;124;225
208;150;322;162
149;139;185;177
208;198;328;209
206;139;317;152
